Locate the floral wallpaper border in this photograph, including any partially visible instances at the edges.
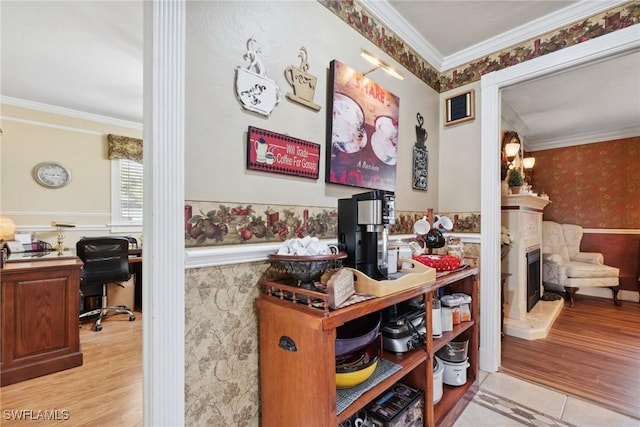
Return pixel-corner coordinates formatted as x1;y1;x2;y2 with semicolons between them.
319;0;640;93
185;200;480;248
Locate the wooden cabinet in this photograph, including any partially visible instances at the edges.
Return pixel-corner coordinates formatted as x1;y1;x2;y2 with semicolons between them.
1;258;84;386
256;267;478;426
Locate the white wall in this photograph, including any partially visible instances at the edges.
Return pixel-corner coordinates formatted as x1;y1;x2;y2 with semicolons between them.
438;81;482;212
185;1;439;212
0;103;142;247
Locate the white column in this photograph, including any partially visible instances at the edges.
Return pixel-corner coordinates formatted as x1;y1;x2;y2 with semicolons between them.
479;72;502;373
143;1;185;425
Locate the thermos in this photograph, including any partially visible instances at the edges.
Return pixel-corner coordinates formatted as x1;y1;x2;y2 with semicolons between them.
432;297;443;337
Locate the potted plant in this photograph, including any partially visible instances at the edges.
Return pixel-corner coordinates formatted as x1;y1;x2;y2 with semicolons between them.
507;168;524;194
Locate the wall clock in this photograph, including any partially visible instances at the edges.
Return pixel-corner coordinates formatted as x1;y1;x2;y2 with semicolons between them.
33;162;72;188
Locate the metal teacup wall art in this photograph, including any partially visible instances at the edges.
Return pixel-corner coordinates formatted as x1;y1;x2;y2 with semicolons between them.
412;113;429;190
284;47;321;111
235;38;282;116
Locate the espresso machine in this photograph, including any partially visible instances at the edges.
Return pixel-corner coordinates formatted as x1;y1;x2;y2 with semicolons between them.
337;190;395;280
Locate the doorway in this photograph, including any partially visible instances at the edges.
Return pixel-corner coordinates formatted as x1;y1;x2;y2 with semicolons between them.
478;25;640;373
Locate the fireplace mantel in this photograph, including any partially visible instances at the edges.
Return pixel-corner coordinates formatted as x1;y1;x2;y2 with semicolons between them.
501;195;561;340
502;194;552;211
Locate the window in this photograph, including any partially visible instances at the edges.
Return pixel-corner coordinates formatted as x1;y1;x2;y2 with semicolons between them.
111;159;143;231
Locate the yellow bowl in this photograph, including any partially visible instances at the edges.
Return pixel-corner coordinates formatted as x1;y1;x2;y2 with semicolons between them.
336;358;378;389
335;341;379;389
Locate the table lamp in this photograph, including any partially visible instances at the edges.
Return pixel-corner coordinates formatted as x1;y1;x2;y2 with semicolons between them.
0;216;16;242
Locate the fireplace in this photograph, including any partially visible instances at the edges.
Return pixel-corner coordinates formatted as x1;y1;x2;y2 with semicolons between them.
502;194;555;340
526;248;541;312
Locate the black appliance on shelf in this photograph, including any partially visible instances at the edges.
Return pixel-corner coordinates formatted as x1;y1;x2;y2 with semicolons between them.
380;300;427;354
337;190;395;281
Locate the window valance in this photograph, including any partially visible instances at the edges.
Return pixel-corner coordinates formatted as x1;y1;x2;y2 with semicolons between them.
107;134;143;163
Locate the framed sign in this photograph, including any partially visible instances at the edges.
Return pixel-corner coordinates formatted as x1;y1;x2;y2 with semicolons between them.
326;60;399;191
246;126;320;179
444;89;475;126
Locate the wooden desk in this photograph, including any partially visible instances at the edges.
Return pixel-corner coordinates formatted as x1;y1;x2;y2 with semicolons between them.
1;258;84;386
128;248;143;311
8;248;143;311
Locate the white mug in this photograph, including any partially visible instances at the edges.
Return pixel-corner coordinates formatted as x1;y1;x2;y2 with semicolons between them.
414;216;430;235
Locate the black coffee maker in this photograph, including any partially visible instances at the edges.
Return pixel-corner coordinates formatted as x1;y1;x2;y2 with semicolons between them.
337;190;395;280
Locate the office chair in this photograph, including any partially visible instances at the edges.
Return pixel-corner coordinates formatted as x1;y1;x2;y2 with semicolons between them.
123;235;138;248
77;237;136;331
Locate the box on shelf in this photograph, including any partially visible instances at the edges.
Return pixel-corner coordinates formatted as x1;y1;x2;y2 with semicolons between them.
365;382;424;427
106;277;135;309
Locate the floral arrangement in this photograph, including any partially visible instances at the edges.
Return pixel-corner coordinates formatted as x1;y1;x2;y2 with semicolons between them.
501;226;512;259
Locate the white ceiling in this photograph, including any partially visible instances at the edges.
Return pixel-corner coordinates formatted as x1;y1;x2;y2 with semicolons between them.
1;1;638;148
1;1;144;126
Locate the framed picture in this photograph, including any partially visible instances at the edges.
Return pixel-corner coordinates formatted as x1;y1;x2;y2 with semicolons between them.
444;89;475;126
246;126;320;179
326;60;400;191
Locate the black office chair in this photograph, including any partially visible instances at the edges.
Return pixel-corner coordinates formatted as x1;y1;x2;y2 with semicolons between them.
77;237;136;331
123;235;138;248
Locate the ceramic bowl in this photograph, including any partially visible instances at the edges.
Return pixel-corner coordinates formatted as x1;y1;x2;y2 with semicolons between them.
335;311;381;356
335;341;379;389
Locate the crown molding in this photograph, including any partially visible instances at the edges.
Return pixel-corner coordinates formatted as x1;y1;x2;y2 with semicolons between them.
501;100;530;138
441;0;632;71
1;96;143;130
528;125;640;151
360;0;444;69
359;0;631;73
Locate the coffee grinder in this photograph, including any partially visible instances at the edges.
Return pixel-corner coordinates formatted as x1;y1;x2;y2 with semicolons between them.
337;190;395;280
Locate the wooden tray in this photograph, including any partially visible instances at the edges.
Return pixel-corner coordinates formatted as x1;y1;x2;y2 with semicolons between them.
347;258;436;297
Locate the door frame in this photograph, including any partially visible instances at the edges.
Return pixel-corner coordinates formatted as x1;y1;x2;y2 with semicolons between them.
479;25;640;372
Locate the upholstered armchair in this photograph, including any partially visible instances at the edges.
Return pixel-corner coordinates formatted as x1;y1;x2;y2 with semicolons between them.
542;221;620;307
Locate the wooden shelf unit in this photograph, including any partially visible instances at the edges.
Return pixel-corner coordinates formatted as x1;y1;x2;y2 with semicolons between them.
256;267;478;427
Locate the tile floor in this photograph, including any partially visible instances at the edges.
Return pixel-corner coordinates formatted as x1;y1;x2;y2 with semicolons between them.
454;371;640;427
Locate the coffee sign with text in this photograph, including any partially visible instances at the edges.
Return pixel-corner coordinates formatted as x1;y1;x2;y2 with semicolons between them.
246;126;320;179
326;60;399;191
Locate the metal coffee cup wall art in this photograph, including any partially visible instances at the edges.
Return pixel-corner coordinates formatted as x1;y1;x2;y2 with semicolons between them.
284;47;321;111
412;113;429;191
235;38;282;117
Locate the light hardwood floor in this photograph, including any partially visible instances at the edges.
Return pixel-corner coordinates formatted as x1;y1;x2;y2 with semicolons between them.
501;295;640;419
1;313;142;426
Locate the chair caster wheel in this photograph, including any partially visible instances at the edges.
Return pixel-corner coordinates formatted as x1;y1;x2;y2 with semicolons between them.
94;324;103;332
129;315;136;321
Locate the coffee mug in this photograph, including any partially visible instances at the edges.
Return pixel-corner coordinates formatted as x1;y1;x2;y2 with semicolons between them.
434;215;454;231
265;152;275;165
414;216;430;235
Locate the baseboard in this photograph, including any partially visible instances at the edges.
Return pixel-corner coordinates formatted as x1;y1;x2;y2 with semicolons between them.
577;287;639;303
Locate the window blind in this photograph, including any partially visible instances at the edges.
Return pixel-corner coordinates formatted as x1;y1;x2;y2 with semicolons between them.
119;159;143;222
